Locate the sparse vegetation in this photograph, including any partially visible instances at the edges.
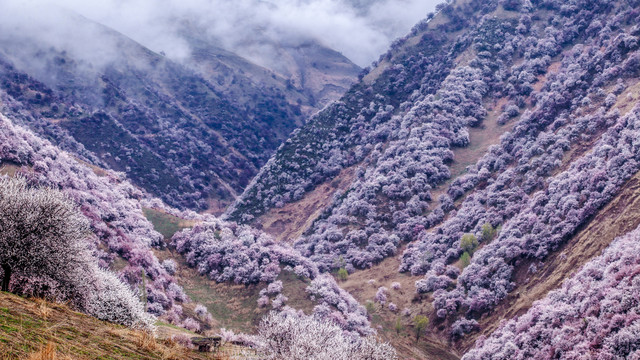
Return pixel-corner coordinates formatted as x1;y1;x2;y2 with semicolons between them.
394;317;404;335
481;223;497;243
365;300;376;315
459;252;471;269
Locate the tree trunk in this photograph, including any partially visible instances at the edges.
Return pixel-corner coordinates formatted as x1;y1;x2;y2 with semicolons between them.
1;264;11;292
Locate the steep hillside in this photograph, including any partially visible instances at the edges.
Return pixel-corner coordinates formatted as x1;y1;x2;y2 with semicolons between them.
459;168;640;352
464;222;640;359
227;0;495;224
0;6;359;212
228;0;640;357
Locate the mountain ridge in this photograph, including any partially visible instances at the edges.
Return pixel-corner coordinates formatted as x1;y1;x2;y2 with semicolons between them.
0;5;360;212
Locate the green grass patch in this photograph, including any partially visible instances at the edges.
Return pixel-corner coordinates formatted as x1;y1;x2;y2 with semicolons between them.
155;321;197;335
142;208;192;239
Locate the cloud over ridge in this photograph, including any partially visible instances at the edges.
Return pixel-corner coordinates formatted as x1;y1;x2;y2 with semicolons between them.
1;0;441;67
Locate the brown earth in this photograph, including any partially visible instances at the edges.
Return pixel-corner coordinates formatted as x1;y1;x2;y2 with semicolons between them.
257;164;359;243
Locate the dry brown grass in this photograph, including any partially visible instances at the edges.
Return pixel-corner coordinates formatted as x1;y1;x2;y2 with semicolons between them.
34;298;53;321
134;330;159;352
0;292;212;359
156;338;192;360
257;164;359;243
27;342;57;360
26;342;74;360
613;79;640;116
0;164;22;177
211;353;231;360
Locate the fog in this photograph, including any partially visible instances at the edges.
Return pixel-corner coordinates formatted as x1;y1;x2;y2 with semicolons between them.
1;0;442;68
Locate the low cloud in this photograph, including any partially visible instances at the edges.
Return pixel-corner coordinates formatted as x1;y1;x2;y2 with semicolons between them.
2;0;441;68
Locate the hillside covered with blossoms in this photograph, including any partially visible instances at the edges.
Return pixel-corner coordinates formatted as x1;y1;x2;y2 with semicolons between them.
226;0;640;357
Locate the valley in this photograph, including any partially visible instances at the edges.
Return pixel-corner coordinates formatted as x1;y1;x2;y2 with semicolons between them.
2;0;640;359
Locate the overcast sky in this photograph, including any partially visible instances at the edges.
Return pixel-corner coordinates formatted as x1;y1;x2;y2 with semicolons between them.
2;0;441;67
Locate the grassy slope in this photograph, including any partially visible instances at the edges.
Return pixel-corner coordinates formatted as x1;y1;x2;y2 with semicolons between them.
142;208;198;240
0;292;210;360
0;207;274;360
257;165;359;243
338;255;460;360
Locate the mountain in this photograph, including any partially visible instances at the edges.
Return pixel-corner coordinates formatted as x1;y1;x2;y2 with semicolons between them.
182;28;361;118
4;0;640;359
227;0;640;357
0;6;360;213
0;90;375;356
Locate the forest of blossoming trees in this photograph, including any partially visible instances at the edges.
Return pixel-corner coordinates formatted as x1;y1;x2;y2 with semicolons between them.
172;222;374;336
227;0;640;347
0;107;389;352
402;0;640;335
0;112;196;328
464;225;640;359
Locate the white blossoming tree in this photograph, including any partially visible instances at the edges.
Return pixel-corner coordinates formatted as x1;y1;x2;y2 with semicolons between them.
256;311;397;360
0;176;91;306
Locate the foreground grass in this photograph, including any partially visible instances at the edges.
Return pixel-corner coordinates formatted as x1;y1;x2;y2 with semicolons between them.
0;292;213;360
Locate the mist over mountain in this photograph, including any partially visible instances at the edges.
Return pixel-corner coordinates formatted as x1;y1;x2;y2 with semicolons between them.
5;0;439;68
0;0;367;211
